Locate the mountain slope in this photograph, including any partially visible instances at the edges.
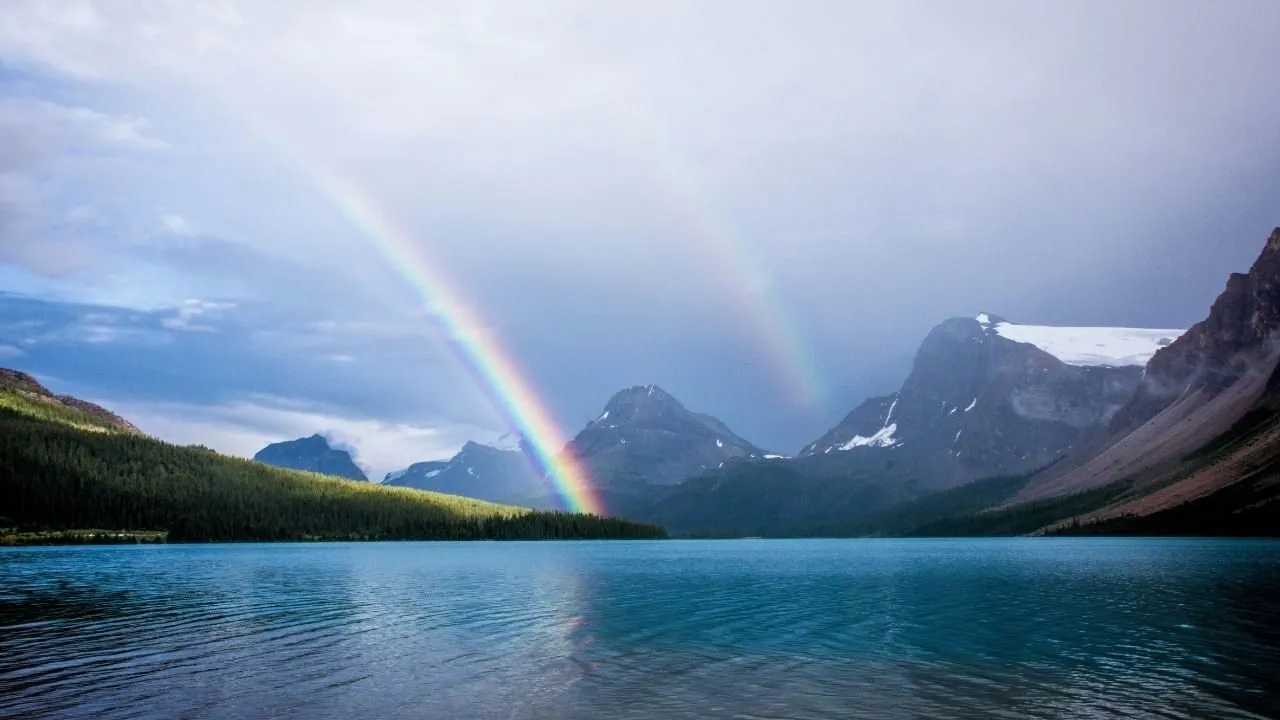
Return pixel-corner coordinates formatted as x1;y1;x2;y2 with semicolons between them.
383;440;555;509
1014;227;1280;521
798;226;1280;538
564;385;770;494
254;434;368;481
0;370;667;542
0;369;141;434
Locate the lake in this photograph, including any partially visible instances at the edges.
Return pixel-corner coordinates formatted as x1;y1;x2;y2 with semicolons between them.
2;539;1278;719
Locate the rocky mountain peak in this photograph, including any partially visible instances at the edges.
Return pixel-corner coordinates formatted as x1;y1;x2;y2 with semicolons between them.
800;313;1165;487
597;384;684;423
1112;227;1280;432
565;385;766;490
1266;226;1280;252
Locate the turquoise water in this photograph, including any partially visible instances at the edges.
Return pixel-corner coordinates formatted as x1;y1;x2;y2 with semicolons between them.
1;538;1278;719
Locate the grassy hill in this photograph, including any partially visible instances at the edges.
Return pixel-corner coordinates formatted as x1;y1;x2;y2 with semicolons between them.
0;371;665;542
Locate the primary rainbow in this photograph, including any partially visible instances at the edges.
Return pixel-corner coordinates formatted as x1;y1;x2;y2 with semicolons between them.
305;169;605;517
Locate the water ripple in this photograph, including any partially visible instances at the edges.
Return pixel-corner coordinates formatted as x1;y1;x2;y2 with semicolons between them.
1;539;1278;719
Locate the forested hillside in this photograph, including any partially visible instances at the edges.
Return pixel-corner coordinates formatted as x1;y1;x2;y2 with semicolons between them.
0;375;665;542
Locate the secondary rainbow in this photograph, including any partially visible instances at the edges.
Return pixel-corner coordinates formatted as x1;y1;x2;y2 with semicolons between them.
656;154;826;407
599;87;827;407
305;169;606;516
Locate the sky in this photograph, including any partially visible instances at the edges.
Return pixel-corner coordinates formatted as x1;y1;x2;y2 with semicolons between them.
1;1;1278;481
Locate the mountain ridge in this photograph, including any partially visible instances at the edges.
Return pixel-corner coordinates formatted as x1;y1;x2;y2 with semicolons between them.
1015;227;1280;511
0;371;667;542
383;439;555;509
0;369;142;435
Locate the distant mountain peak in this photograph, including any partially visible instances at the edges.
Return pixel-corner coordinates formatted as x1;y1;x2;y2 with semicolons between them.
799;312;1156;484
604;384;680;408
567;385;766;489
382;440;553;508
254;435;367;481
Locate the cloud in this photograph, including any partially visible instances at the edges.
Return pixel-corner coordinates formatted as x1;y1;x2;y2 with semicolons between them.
159;213;195;236
0;1;1278;453
107;394;499;481
159;298;234;332
0;97;167;171
0;95;169;277
0;292;502;442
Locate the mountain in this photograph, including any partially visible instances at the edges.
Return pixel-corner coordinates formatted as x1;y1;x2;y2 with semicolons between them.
384;460;450;485
253;434;368;481
637;315;1185;534
0;369;666;542
1011;227;1280;530
0;369;141;434
767;226;1280;538
563;385;771;503
383;439;555;509
797;314;1182;488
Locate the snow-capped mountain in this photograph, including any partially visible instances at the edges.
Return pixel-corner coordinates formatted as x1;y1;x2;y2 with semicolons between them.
564;384;770;492
635;313;1190;533
253;434;368;481
382;439;555;508
798;314;1185;488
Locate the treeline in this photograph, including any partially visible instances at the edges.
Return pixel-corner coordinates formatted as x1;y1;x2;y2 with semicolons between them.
0;407;666;542
1050;463;1280;538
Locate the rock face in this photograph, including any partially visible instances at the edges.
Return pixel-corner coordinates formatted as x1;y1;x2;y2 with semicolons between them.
1113;228;1280;433
565;385;769;492
1021;227;1280;503
253;435;367;481
383;441;554;509
799;314;1178;488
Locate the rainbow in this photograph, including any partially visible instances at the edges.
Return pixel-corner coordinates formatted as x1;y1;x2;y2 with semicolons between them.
656;157;825;407
303;169;606;516
602;92;826;407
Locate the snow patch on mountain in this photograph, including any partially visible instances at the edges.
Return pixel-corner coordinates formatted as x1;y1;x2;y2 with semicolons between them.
839;423;899;450
984;317;1184;367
